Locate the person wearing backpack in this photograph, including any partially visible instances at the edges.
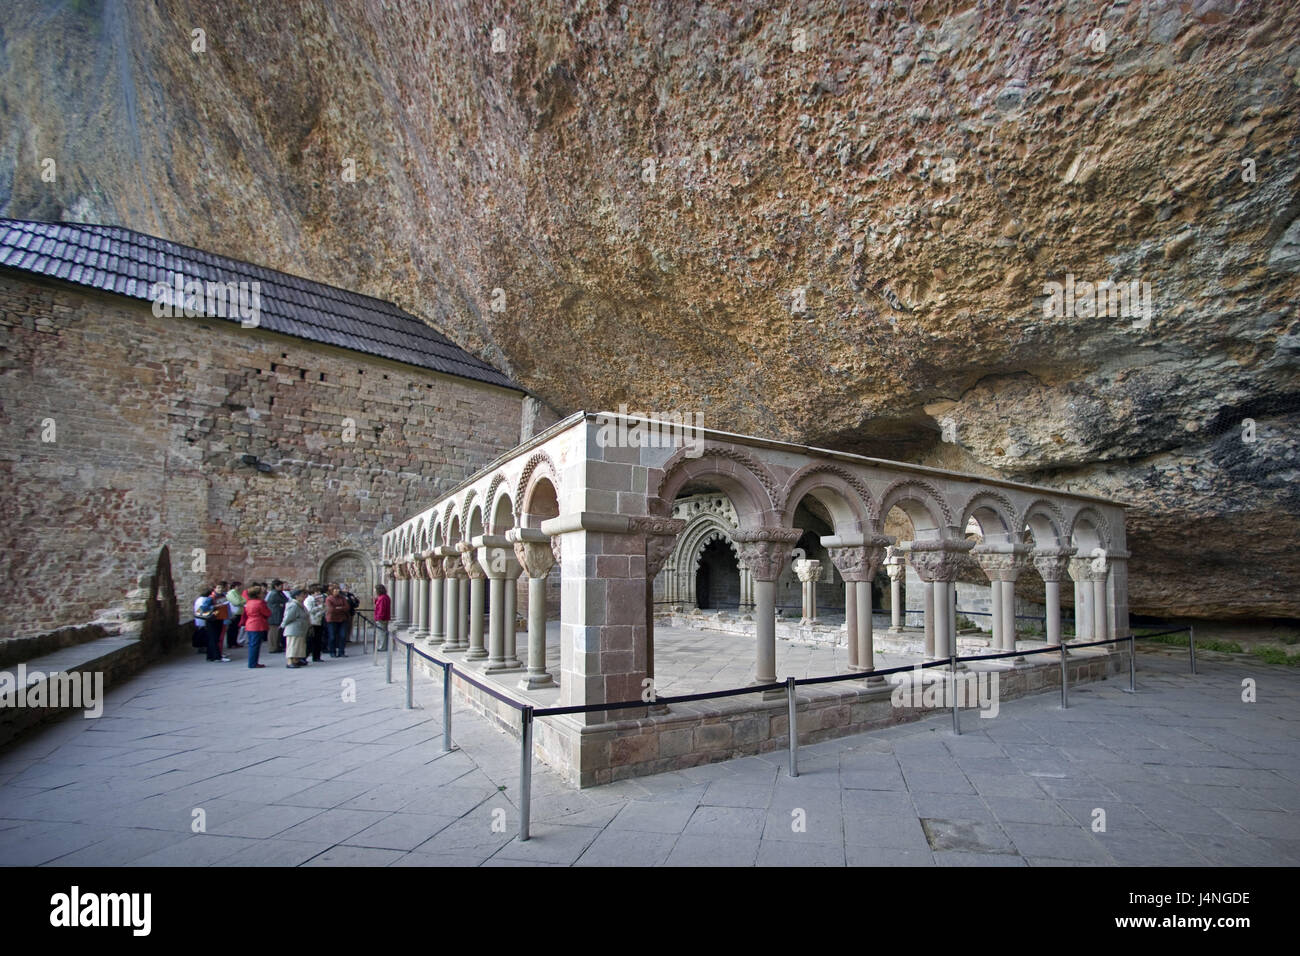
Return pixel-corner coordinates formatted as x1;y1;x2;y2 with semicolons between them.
193;587;229;662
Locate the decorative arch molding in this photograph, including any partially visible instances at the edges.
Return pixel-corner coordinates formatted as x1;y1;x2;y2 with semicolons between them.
1017;497;1067;544
878;477;953;529
651;444;779;517
442;500;458;536
777;462;878;524
460;488;483;537
690;526;743;572
484;473;512;532
960;488;1019;536
514;452;561;522
1067;505;1112;550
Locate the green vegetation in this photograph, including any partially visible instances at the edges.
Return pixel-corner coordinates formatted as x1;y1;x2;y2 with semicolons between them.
1250;646;1300;667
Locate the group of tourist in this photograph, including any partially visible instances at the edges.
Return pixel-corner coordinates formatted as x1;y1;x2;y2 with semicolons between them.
193;579;391;669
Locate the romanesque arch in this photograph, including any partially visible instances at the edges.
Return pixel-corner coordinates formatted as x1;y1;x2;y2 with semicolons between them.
777;462;875;531
649;445;778;525
320;548;376;598
877;477;952;533
960;489;1018;537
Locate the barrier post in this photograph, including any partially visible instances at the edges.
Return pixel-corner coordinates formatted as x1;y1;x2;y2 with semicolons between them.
372;620;379;666
1127;633;1136;693
950;650;961;735
405;641;413;710
443;661;454;752
520;705;534;842
1060;640;1069;709
1188;624;1197;674
386;632;394;684
785;677;799;778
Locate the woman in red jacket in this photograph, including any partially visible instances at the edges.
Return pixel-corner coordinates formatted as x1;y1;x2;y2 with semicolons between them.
242;586;271;669
373;584;391;652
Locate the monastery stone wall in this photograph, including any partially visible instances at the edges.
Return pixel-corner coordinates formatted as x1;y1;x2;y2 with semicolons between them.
0;272;526;634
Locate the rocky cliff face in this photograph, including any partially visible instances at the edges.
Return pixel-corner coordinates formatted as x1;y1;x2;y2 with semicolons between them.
2;0;1297;618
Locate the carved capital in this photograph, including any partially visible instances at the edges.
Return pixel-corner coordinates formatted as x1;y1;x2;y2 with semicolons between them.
827;540;889;582
443;554;465;580
1031;546;1075;583
424;553;445;580
792;559;822;584
908;540;973;583
972;547;1030;582
458;542;486;580
732;527;803;582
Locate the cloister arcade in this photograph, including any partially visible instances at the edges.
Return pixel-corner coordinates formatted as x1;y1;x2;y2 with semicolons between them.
380;411;1129;785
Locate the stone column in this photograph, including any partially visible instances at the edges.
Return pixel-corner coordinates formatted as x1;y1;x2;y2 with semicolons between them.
441;552;464;652
885;549;905;632
638;520;684;708
793;559;821;624
828;539;890;680
476;534;523;673
460;543;487;660
409;559;429;640
390;563;406;627
733;528;803;694
923;580;935;657
973;545;1029;652
503;558;522;669
1032;548;1074;647
508;528;556;690
910;540;971;660
1089;562;1111;643
424;551;445;646
1068;557;1093;640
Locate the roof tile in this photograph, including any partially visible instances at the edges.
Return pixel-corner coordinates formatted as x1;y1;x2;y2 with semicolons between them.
0;218;518;391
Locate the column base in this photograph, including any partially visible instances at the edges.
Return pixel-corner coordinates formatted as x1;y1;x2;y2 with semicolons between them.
465;648;488;661
518;672;555;691
482;660;523;674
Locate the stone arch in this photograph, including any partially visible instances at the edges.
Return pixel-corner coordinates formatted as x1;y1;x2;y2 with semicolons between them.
1067;505;1111;552
778;463;874;533
442;500;459;540
484;473;513;532
515;452;561;524
878;477;952;533
432;520;444;549
650;445;779;525
959;489;1018;538
1018;497;1067;548
319;548;377;601
460;489;482;538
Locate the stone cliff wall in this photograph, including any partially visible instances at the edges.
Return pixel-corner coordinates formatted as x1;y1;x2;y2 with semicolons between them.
1;0;1297;617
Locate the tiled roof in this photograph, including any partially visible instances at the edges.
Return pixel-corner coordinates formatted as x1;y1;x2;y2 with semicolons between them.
0;218;518;391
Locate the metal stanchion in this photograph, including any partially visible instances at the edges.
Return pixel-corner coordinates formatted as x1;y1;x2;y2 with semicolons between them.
386;632;394;684
1188;624;1197;674
520;705;534;842
442;661;455;752
405;642;413;709
1060;640;1069;709
1126;633;1136;693
950;650;961;735
372;622;379;666
786;677;799;778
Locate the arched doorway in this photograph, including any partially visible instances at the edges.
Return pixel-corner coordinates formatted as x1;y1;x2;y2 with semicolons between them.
319;549;376;611
695;537;740;610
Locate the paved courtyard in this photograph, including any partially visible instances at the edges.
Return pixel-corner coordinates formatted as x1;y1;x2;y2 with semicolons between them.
0;639;1296;866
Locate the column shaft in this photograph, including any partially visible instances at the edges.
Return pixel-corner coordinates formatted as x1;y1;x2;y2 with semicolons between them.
503;577;520;667
1001;580;1017;651
754;579;777;685
484;576;506;669
1045;580;1061;646
467;578;487;659
844;581;858;670
924;581;935;658
856;579;875;673
520;576;553;689
429;576;444;643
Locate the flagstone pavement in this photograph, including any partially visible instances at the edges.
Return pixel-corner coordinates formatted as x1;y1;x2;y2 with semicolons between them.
0;637;1296;867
